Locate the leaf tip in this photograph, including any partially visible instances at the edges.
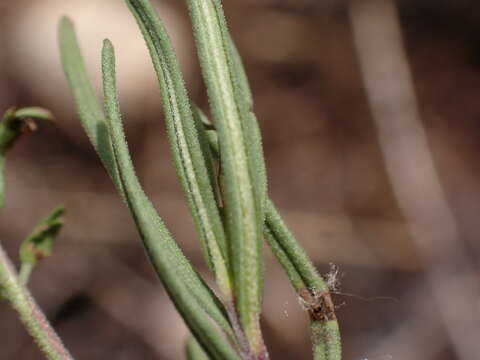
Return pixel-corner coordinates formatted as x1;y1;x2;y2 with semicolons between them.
59;15;74;31
50;205;66;219
102;38;114;51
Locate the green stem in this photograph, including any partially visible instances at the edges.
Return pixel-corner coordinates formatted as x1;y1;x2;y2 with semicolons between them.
0;244;73;360
0;156;5;209
18;262;34;286
311;321;342;360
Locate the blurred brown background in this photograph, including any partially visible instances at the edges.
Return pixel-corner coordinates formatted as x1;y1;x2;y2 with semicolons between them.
1;0;480;359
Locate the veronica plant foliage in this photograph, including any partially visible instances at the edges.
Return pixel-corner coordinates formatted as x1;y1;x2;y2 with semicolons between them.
59;1;342;359
0;107;71;360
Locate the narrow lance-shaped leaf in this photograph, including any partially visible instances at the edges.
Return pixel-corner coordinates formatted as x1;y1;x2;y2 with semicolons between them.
0;107;54;209
226;35;266;210
124;0;232;299
226;35;267;306
101;40;239;360
185;1;267;355
59;18;236;348
202;31;268;310
19;206;65;285
58;18;121;191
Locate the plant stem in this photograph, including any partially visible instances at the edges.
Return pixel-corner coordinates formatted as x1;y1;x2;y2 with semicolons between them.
0;244;73;360
18;263;34;286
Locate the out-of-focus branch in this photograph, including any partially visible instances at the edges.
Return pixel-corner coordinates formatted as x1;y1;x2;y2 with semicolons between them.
349;1;480;359
0;244;73;360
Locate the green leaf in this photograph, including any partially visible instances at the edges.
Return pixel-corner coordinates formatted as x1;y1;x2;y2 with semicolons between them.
185;1;267;353
11;107;54;122
191;106;220;205
226;36;266;217
59;18;238;356
222;34;268;306
101;39;239;360
186;336;211;360
58;17;121;190
19;206;65;285
124;0;232;298
264;227;305;291
0;107;54;209
265;200;327;293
